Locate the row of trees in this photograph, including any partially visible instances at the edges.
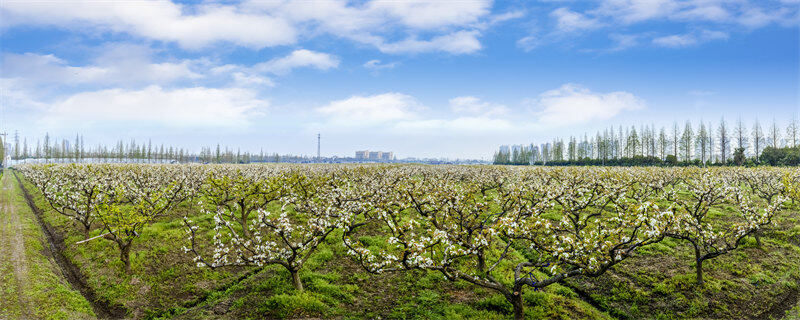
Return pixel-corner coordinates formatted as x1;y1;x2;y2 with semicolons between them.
495;117;798;166
19;164;202;272
18;164;798;320
6;133;310;164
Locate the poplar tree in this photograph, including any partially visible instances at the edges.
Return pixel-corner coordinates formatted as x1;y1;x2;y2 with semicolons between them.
787;116;799;148
734;118;748;154
752;119;765;161
768;119;781;148
672;121;680;158
658;127;668;160
696;122;709;165
681;121;694;162
718;117;729;164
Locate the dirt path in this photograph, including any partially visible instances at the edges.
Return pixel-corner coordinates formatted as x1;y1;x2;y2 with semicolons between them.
0;171;35;318
0;171;96;319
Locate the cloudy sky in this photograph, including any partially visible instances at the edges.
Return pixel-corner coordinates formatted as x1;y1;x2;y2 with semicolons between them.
1;0;798;159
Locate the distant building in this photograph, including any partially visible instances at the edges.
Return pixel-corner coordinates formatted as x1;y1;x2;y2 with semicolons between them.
499;145;510;154
355;150;395;161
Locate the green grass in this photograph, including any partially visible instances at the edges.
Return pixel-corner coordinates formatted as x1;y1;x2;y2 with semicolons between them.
786;303;800;320
14;171;800;320
0;171;95;319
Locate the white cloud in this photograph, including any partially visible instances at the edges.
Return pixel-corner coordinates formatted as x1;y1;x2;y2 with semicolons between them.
2;0;497;54
516;35;542;52
314;93;516;135
595;0;680;24
0;1;297;49
363;59;399;71
738;7;773;27
3;46;341;92
551;7;601;32
531;83;645;126
378;31;482;54
0;78;50;111
487;10;527;26
672;4;730;22
309;85;646;138
2;45;201;87
232;72;275;87
316;93;422;126
652;34;697;47
42;86;266;127
255;49;339;75
252;0;492;32
593;0;799;27
653;29;728;47
734;6;798;28
316;86;646;135
255;0;382;35
367;0;491;29
530;0;798;51
449;96;509;116
3;53;109;85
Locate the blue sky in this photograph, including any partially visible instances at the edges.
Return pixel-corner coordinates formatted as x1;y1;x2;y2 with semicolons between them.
1;0;798;159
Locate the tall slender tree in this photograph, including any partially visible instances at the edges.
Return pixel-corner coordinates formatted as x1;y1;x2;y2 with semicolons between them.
43;133;51;162
697;122;709;165
734;118;748;155
718;117;730;164
787;116;799;148
658;127;668;160
568;136;576;161
768;118;781;148
672;121;680;158
627;126;639;158
13;131;20;160
22;138;28;159
752;119;764;161
681;121;694;162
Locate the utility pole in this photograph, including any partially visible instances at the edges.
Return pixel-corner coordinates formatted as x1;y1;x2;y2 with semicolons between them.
316;133;321;162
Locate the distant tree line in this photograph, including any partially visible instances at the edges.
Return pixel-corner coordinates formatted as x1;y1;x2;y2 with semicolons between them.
6;133;314;164
494;117;800;166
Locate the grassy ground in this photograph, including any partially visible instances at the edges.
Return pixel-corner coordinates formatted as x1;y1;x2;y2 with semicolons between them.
15;171;800;319
568;206;800;319
0;170;95;320
786;302;800;320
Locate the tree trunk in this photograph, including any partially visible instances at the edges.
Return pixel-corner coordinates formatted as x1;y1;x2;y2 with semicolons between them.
695;258;704;286
690;243;705;286
509;292;524;320
755;232;762;247
240;210;250;239
119;242;132;274
290;269;303;291
81;220;91;238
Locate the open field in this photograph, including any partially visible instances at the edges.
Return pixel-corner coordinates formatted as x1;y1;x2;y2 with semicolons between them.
8;164;800;319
